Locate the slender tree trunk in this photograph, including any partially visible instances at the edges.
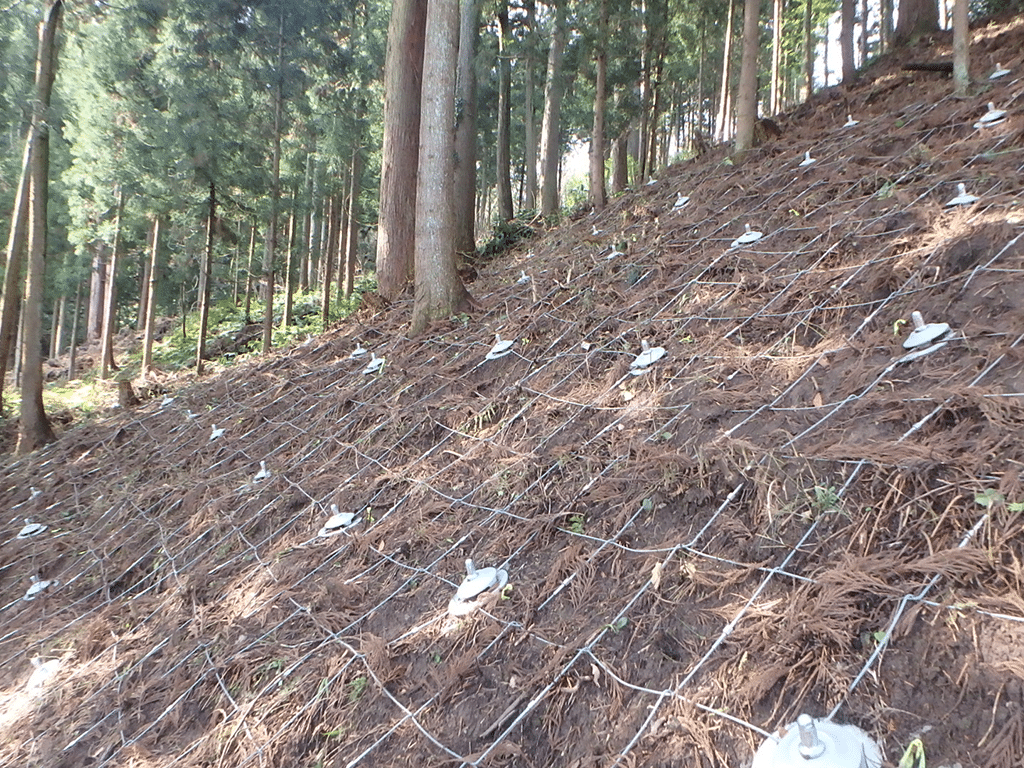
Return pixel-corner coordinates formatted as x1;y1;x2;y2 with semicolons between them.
495;8;514;221
244;219;256;323
51;294;65;359
538;3;566;217
716;0;736;142
841;0;856;83
453;0;480;257
196;182;215;376
283;193;297;326
142;216;162;374
87;243;106;341
804;0;814;98
952;0;970;96
321;193;337;324
0;130;31;414
100;186;124;379
262;14;285;355
138;228;153;328
305;154;321;292
411;0;471;334
17;0;62;455
880;0;893;52
697;18;706;137
859;0;868;65
68;280;80;381
523;0;538;210
590;0;608;211
376;0;427;301
771;0;784;113
589;9;602;210
646;36;667;177
342;146;363;299
733;0;762;159
300;152;314;293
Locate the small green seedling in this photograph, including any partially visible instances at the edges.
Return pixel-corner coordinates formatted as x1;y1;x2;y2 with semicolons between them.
607;616;628;633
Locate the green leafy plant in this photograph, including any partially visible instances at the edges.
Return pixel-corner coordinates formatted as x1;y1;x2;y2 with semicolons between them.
567;514;585;534
811;485;841;514
347;675;367;703
607;616;628;633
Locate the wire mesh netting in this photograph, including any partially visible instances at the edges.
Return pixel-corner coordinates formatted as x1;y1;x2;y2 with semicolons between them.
3;26;1024;768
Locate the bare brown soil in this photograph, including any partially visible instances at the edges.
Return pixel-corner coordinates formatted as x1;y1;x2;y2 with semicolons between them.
3;16;1024;768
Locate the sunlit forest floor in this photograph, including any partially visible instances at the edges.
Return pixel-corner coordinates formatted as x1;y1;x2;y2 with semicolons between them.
3;14;1024;768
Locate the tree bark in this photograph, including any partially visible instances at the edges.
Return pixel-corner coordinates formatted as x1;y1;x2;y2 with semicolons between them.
716;0;736;142
804;0;814;99
17;0;62;455
0;130;31;415
411;0;471;334
51;294;65;359
321;193;337;324
376;0;427;301
733;0;762;159
87;243;106;341
611;132;628;194
142;215;161;375
495;8;514;221
342;146;363;299
523;0;538;210
195;182;215;376
952;0;970;96
100;186;124;380
283;193;297;326
894;0;939;46
770;0;784;113
300;152;313;293
244;220;256;323
262;13;285;355
453;0;480;257
841;0;856;83
590;0;608;212
538;3;566;217
68;280;81;381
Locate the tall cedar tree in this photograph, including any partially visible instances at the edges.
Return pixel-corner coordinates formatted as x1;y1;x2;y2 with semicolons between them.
411;0;472;333
376;0;427;301
17;0;63;454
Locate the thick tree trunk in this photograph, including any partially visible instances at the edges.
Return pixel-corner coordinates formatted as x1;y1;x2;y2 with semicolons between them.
523;0;538;211
538;3;566;218
716;0;736;142
142;215;161;374
952;0;970;96
411;0;471;334
453;0;480;257
733;0;761;159
611;132;628;194
196;182;215;376
590;0;608;212
0;131;31;414
100;186;124;380
894;0;939;45
495;8;514;221
376;0;427;301
841;0;856;83
17;0;62;455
